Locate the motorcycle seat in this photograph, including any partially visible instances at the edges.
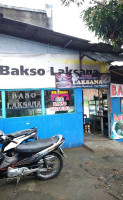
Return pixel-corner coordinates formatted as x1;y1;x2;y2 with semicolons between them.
6;128;37;138
16;136;59;153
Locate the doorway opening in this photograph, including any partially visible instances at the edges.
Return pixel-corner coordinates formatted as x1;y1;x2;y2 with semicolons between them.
83;88;109;138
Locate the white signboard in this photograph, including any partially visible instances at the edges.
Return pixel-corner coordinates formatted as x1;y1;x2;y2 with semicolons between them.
0;53;102;89
0;53;80;89
110;83;123;97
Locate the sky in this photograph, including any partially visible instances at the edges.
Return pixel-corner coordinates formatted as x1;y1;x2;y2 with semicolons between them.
0;0;100;43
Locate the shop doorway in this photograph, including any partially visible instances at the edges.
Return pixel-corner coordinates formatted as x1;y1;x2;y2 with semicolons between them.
83;88;109;138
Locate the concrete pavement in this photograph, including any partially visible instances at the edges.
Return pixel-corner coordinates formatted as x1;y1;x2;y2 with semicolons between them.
0;144;123;200
84;133;123;156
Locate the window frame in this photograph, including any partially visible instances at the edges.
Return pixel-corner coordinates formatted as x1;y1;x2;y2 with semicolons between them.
0;88;75;118
44;89;75;115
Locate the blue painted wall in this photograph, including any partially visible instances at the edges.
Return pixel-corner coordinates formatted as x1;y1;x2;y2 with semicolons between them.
0;119;4;131
0;88;84;148
112;98;120;113
2;113;83;148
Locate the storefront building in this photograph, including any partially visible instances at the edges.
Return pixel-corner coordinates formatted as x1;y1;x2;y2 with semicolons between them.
0;33;85;148
0;16;123;148
0;34;112;148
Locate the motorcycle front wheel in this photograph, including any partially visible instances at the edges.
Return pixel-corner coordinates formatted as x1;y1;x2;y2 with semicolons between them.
36;152;63;180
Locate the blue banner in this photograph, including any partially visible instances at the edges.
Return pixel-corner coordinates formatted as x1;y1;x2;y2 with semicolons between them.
55;73;110;89
72;73;110;88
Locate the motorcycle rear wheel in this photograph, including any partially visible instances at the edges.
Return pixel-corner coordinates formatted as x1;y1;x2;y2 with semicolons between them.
36;152;63;180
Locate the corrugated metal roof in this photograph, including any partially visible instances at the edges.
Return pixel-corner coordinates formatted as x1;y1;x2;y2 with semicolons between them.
0;15;123;55
0;16;91;51
82;52;123;62
0;15;122;56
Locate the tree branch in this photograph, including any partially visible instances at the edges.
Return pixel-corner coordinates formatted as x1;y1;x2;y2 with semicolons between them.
92;0;122;14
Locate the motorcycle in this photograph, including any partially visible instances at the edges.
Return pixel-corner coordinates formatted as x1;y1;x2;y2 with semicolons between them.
0;127;39;156
0;131;66;191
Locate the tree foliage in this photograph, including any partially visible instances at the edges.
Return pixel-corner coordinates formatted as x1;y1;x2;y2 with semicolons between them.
60;0;123;51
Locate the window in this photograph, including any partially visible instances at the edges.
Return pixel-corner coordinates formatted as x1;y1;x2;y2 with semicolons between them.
5;89;75;118
45;90;75;115
6;90;42;118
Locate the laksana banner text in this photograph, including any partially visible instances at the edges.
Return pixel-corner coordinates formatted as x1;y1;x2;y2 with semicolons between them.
55;73;110;88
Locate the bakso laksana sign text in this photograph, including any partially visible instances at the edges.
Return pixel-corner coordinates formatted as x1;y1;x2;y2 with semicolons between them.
55;73;110;88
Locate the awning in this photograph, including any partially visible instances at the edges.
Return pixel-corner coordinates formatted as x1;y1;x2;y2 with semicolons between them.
81;52;123;62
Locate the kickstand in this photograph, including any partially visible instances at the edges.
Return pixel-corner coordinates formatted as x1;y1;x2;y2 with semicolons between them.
14;176;21;193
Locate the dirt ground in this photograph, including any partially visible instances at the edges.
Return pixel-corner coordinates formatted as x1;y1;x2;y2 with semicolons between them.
0;146;123;200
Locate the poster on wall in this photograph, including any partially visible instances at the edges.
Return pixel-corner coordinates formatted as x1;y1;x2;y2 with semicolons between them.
45;90;75;114
55;73;110;88
55;74;72;88
50;90;70;112
111;113;123;139
110;83;123;97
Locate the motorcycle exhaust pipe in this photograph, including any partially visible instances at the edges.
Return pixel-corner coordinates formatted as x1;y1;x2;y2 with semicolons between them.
7;166;48;178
